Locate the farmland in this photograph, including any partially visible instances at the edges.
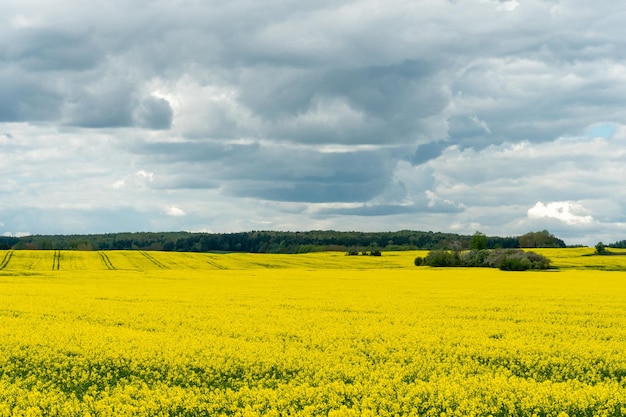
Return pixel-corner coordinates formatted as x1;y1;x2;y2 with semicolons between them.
0;249;625;416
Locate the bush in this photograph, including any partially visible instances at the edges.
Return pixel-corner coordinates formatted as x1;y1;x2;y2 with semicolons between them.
498;256;532;271
461;249;489;267
346;248;359;256
347;248;382;256
414;257;424;266
424;250;460;267
523;250;551;269
486;249;551;271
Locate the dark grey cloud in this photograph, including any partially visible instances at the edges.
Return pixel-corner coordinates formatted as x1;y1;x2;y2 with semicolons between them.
0;75;62;122
323;60;443;120
134;97;173;130
411;140;449;165
65;82;135;128
3;27;101;72
230;181;382;204
131;140;395;202
236;59;449;145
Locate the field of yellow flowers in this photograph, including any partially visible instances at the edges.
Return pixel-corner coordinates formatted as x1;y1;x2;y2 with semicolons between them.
0;249;625;416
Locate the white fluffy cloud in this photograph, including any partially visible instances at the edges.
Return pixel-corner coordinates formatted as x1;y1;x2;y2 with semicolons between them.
527;202;594;225
112;171;155;190
165;206;186;217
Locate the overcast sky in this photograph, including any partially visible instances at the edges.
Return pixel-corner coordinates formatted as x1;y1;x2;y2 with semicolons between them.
2;0;626;245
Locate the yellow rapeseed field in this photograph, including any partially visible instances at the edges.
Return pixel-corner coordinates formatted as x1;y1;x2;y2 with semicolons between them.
0;249;625;416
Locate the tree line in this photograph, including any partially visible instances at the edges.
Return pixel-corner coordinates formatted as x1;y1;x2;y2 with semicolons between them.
605;240;626;249
0;229;566;253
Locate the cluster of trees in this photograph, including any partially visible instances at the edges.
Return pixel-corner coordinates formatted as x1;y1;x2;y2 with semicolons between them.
414;249;552;271
414;232;552;271
595;242;608;255
0;229;566;254
517;230;565;248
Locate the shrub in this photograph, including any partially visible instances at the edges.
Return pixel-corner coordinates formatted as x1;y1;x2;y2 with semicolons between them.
424;250;460;267
486;249;551;271
346;248;359;256
414;257;424;266
498;256;532;271
461;249;490;267
523;250;551;269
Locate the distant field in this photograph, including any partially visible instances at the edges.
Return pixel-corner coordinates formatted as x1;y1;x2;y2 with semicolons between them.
0;250;429;271
2;247;626;272
0;249;625;416
533;247;626;270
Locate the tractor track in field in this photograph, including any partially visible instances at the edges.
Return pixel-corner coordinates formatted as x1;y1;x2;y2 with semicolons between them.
140;251;168;269
205;257;228;270
98;252;116;270
0;251;14;270
52;250;61;271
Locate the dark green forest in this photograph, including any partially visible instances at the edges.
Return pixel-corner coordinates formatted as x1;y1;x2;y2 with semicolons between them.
0;229;568;253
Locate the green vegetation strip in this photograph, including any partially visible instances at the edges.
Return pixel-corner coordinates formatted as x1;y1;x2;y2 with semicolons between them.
1;229;566;253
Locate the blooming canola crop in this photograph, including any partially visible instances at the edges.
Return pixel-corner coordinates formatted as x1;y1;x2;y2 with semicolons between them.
0;249;625;416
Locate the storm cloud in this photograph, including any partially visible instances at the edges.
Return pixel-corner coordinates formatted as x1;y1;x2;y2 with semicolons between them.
1;0;626;245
